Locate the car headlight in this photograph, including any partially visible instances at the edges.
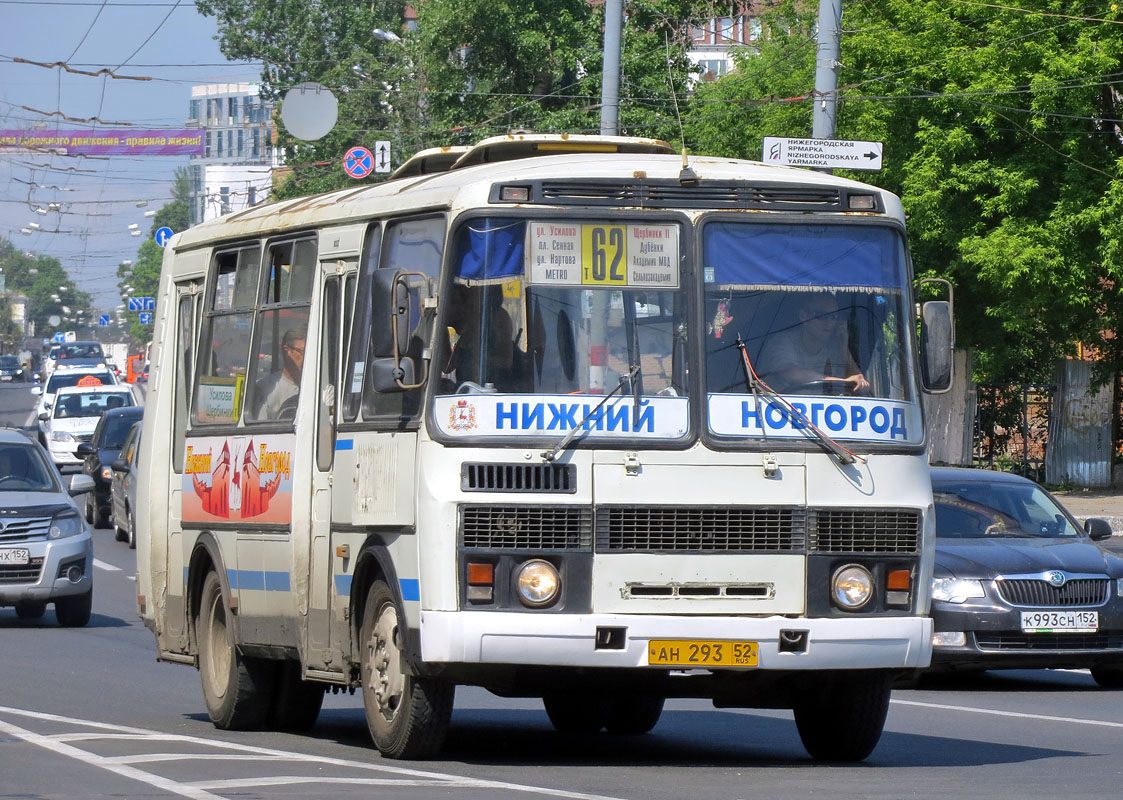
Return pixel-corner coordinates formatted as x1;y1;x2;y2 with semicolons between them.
100;465;113;480
831;564;873;610
48;511;84;539
931;577;986;604
51;430;76;442
515;559;560;607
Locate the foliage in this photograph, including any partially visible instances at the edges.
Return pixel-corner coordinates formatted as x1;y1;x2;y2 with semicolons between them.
684;1;1123;386
0;238;93;339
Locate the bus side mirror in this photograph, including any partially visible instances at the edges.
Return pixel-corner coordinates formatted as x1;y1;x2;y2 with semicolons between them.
920;300;954;393
369;357;417;392
370;270;412;360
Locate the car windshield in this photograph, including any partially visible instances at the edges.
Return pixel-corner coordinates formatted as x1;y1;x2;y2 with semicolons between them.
933;478;1082;539
0;356;19;368
97;412;142;448
54;391;133;418
60;343;104;359
46;371;114;393
0;443;59;491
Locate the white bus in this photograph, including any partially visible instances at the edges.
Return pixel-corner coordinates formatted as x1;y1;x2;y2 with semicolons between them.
136;134;953;762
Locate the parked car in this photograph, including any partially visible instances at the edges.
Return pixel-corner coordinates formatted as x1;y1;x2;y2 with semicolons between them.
0;355;27;382
77;406;144;529
930;467;1123;687
33;367;119;443
0;428;94;626
41;384;137;468
110;419;142;548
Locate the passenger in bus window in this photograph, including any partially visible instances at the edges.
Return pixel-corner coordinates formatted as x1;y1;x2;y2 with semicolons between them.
253;327;306;418
441;286;517;392
759;292;869;395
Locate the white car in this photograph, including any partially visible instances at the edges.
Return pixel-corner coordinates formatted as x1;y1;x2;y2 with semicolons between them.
41;384;138;467
33;367;119;443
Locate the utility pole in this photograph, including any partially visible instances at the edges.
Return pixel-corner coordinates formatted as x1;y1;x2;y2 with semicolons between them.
600;0;623;136
812;0;842;141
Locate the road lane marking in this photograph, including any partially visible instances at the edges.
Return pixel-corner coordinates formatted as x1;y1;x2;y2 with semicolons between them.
93;559;121;572
0;717;225;800
0;705;628;800
892;698;1123;729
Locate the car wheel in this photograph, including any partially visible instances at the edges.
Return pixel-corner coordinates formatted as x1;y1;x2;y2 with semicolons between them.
196;570;274;730
55;589;92;627
1090;664;1123;688
84;492;95;525
15;601;47;619
127;507;137;550
603;695;664;734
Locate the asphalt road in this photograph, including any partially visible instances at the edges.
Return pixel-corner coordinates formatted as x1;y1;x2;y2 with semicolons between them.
2;380;1123;800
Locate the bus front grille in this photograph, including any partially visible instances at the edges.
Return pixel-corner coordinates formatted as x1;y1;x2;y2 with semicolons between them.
595;506;806;553
809;509;921;554
461;462;576;493
459;505;593;550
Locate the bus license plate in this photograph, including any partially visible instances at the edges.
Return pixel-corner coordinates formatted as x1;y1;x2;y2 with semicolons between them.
1021;610;1098;633
648;640;758;667
0;548;30;565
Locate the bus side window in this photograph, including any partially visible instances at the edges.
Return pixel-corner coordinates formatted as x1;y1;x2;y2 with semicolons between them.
343;223;382;423
244;237;317;423
361;216;444;423
193;246;260;425
172;288;198;471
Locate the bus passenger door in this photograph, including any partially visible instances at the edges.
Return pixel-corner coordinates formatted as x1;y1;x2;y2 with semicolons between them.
307;272;349;667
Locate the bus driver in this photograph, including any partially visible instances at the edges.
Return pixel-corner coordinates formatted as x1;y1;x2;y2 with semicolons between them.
253;327;306;418
762;292;869;394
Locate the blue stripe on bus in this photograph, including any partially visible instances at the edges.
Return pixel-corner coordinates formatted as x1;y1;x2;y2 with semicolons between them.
400;578;420;602
332;574;419;603
225;569;291;592
334;574;352;595
335;439;354;451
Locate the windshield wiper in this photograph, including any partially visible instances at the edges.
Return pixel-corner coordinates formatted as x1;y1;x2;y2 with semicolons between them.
541;365;640;463
734;334;864;466
625;299;643;428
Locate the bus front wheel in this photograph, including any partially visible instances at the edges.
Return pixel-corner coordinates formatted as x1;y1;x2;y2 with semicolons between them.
360;580;453;759
792;670;891;761
197;570;275;730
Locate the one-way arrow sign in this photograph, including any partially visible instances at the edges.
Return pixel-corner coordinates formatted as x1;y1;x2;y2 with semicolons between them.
763;137;883;171
374;140;391;173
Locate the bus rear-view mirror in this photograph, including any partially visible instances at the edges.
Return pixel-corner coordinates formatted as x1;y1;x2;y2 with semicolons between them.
920;300;953;393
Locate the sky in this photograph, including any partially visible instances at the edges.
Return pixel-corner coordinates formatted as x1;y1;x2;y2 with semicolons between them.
0;0;261;312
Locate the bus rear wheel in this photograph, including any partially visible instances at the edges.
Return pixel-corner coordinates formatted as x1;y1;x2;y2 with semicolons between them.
543;694;606;733
792;670;891;762
197;570;274;730
360;580;453;759
604;695;664;734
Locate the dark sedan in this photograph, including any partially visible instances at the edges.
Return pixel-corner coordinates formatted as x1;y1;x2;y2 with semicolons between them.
0;355;27;382
77;405;144;528
929;467;1123;686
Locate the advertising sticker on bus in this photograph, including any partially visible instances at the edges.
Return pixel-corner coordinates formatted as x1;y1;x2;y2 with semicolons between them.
527;221;679;289
182;433;295;524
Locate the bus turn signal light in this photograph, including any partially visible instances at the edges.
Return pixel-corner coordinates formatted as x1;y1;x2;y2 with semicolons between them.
467;562;494;603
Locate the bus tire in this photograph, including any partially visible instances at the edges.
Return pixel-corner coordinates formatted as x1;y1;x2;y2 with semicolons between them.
268;659;325;732
543;694;606;734
792;670;891;762
604;695;664;734
360;580;453;759
197;570;274;730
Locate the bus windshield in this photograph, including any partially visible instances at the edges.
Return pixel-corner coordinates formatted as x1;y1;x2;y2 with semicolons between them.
702;221;920;445
434;217;690;442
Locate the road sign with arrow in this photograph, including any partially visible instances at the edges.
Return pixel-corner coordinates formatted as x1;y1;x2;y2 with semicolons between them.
374;140;391;173
762;137;883;171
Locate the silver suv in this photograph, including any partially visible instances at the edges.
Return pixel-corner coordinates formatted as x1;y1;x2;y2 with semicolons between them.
0;428;95;626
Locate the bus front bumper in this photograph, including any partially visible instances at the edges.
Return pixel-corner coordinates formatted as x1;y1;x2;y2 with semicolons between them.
420;611;933;670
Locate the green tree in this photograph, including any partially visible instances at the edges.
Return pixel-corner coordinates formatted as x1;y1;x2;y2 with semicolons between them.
0;238;93;337
685;1;1123;386
194;0;409;198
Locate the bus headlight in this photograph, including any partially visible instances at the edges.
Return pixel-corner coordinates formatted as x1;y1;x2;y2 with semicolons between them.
515;559;560;608
51;430;75;442
831;564;873;610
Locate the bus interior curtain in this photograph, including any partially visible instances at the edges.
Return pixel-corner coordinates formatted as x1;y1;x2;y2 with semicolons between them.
703;223;904;289
456;219;525;285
